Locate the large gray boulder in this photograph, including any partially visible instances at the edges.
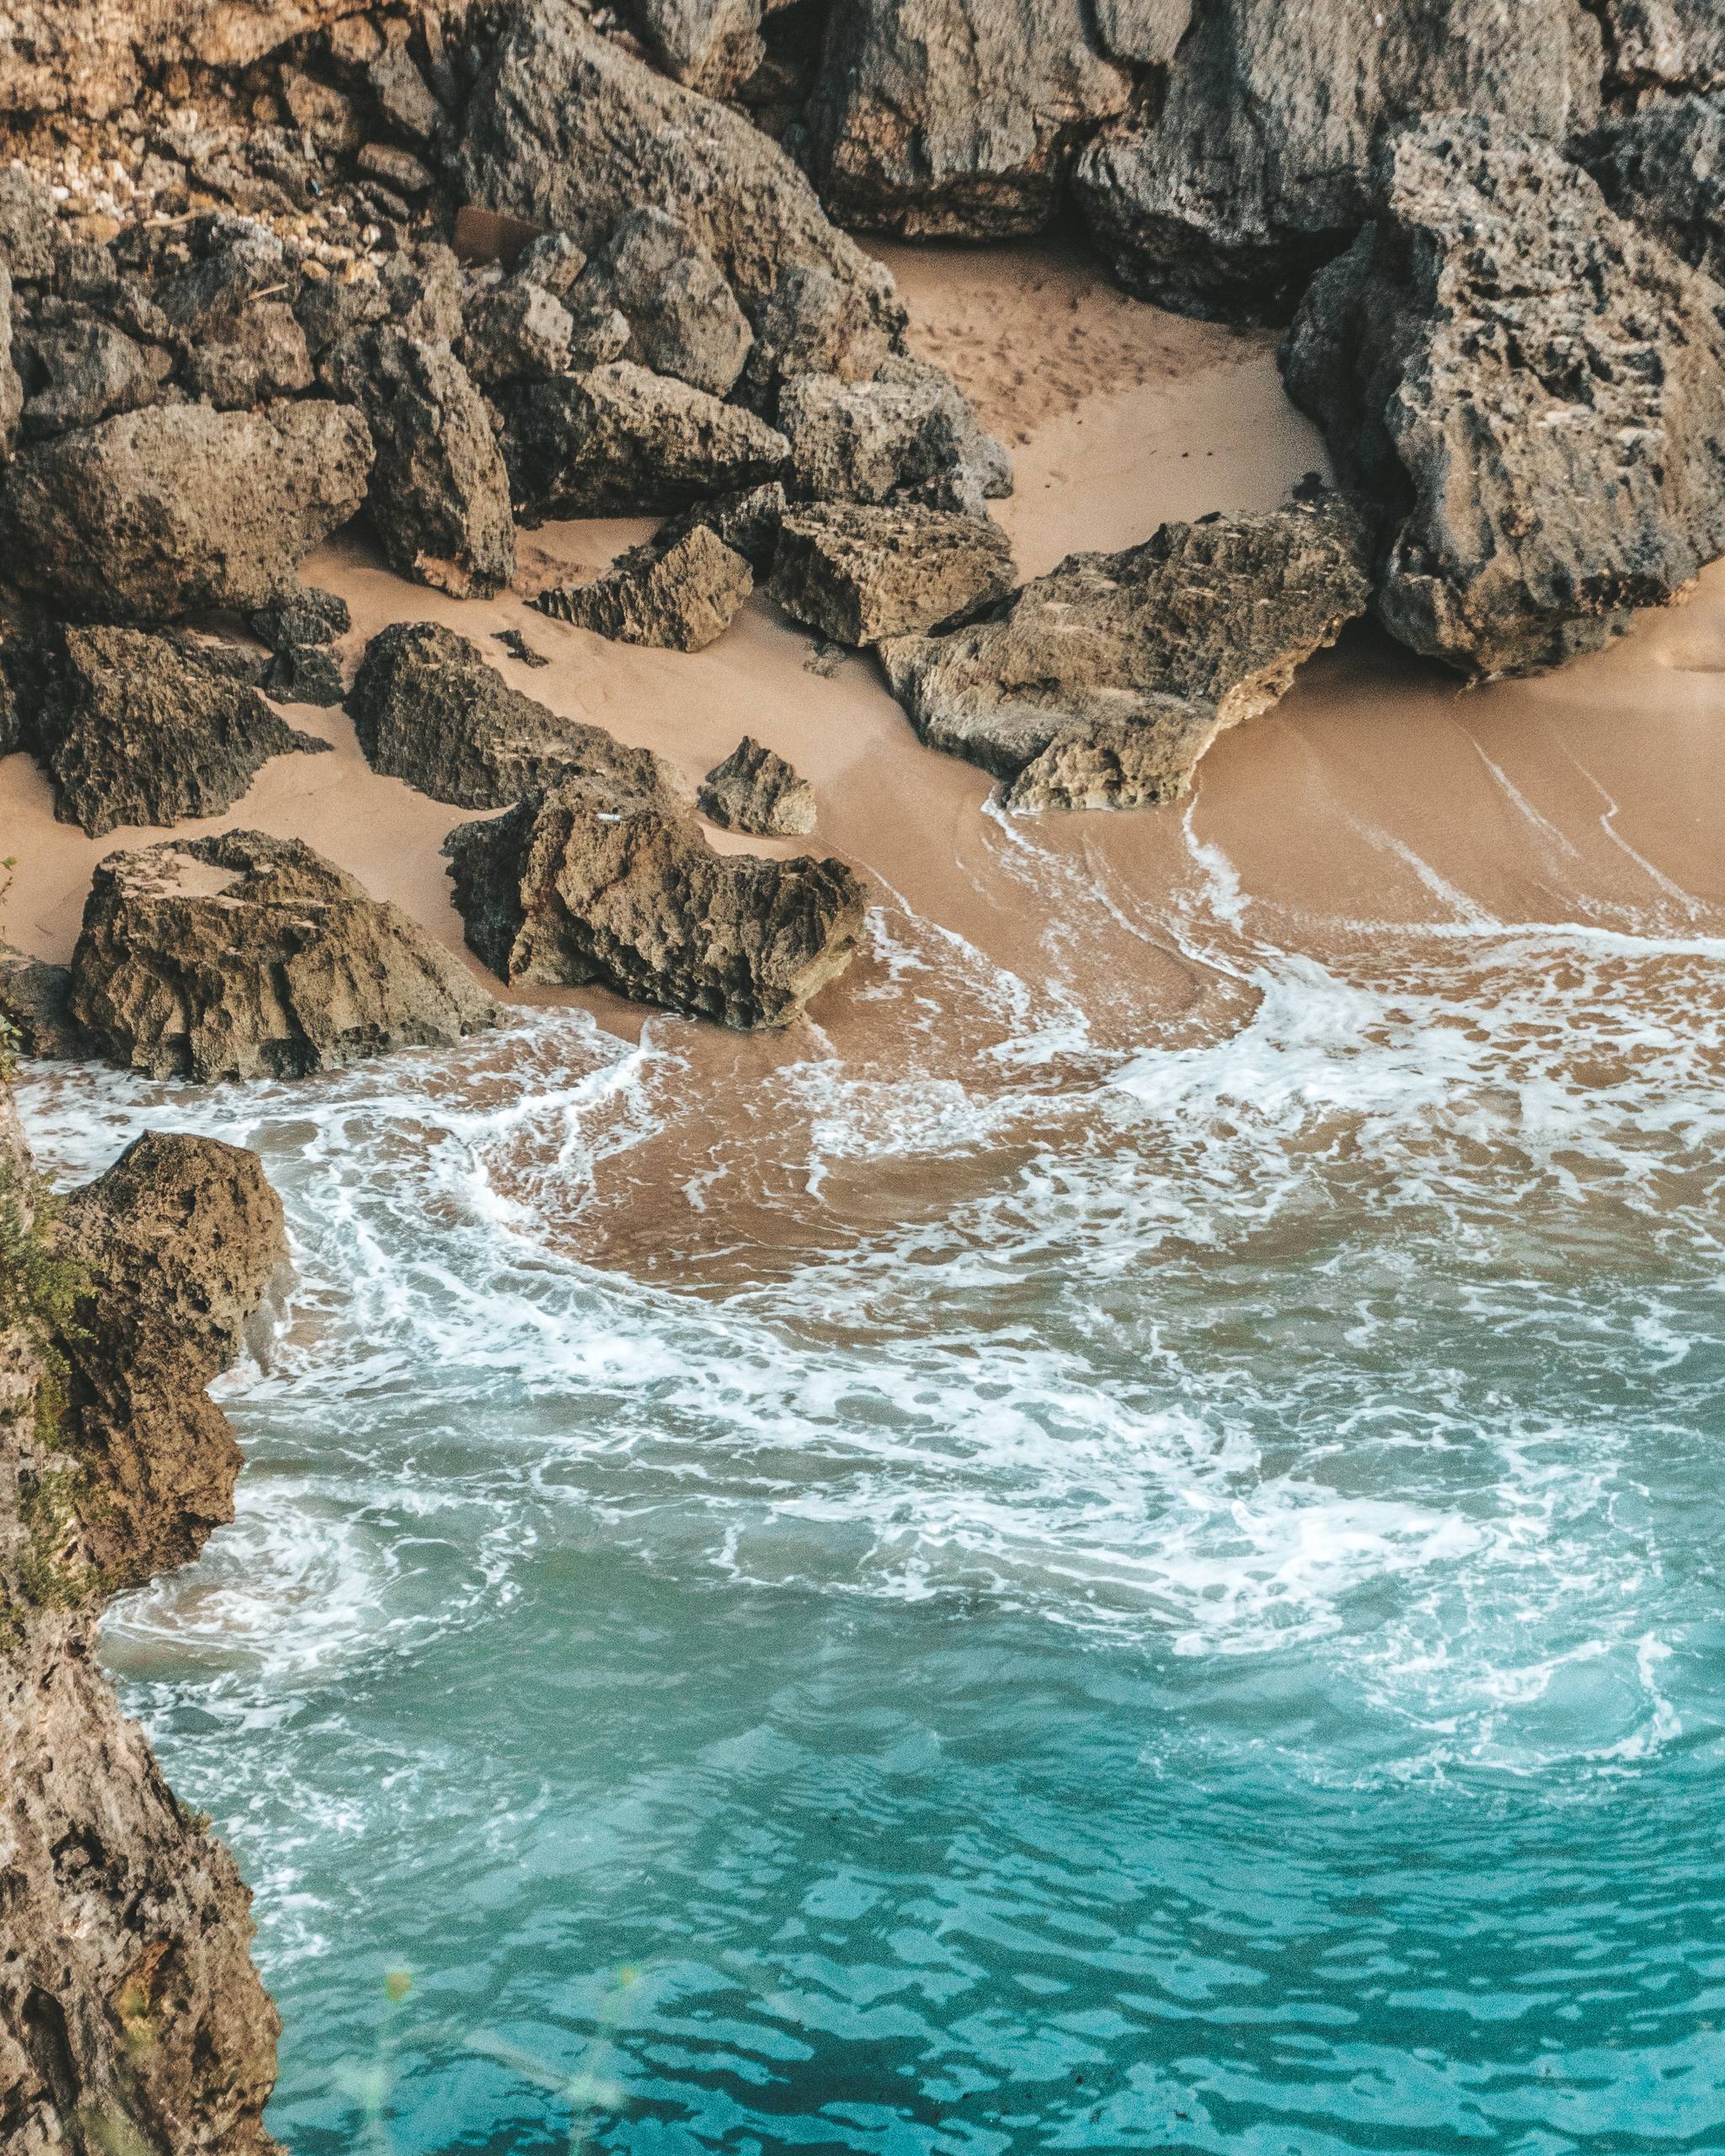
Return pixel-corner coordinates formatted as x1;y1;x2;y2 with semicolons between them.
778;357;1010;516
349;619;683;809
446;776;868;1029
806;0;1144;238
1282;114;1725;677
1;399;373;621
1578;93;1725;286
328;330;516;600
769;501;1016;643
1073;0;1607;320
499;360;790;520
582;208;755;399
68;830;497;1082
880;492;1374;810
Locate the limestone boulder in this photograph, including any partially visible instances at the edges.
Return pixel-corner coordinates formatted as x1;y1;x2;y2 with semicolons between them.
533;526;754;652
769;501;1016;643
1578;93;1725;286
583;208;755;398
698;737;817;835
778;358;1011;515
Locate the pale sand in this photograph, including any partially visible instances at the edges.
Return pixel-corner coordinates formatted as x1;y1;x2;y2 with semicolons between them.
4;233;1724;1072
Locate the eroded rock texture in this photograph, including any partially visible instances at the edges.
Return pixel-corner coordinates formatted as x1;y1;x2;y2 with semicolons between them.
1074;0;1606;320
698;736;817;835
1579;93;1725;286
0;1086;286;2155
534;526;754;651
769;501;1016;643
778;358;1010;515
350;619;683;807
881;492;1374;808
67;830;497;1080
446;778;868;1027
1282;115;1725;676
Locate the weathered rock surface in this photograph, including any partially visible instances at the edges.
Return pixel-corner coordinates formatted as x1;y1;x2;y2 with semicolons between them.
2;399;373;622
807;0;1138;238
778;358;1011;515
328;331;515;600
262;643;346;707
651;482;788;573
881;494;1374;808
349;620;682;808
1578;93;1725;286
17;302;171;441
184;300;315;410
1282;115;1725;676
446;778;868;1027
461;276;577;387
68;830;497;1081
534;526;754;651
0;945;87;1059
18;624;328;837
499;360;789;520
698;736;817;835
1601;0;1725;92
769;501;1016;643
458;0;905;328
630;0;766;94
585;208;755;398
1074;0;1608;320
0;1088;285;2155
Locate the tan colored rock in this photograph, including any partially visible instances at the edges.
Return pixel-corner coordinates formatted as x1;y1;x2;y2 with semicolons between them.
533;526;754;652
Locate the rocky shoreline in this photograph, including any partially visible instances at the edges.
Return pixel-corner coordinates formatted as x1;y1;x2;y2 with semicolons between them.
4;0;1725;2146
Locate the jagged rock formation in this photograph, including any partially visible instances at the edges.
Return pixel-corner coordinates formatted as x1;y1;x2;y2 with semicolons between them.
349;619;683;807
805;0;1146;238
0;1086;286;2153
533;526;754;651
67;830;497;1081
250;589;350;651
880;492;1374;809
1579;94;1725;286
498;360;790;520
698;736;816;835
2;399;374;622
778;358;1011;515
650;483;788;573
445;777;868;1027
580;208;756;398
0;947;86;1059
328;329;515;599
1073;0;1607;320
13;624;328;837
769;501;1016;643
1282;115;1725;676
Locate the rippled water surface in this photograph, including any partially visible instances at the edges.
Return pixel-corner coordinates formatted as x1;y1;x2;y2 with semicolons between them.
19;825;1725;2153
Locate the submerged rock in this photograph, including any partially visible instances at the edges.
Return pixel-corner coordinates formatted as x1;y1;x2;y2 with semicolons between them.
698;736;817;835
1281;115;1725;676
533;525;754;651
769;502;1017;644
778;359;1011;516
68;830;497;1081
446;779;867;1028
349;620;682;809
18;623;328;837
880;493;1374;808
1;398;373;621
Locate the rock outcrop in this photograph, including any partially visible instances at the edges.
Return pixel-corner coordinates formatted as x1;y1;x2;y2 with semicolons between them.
2;399;373;622
533;526;754;651
0;1086;286;2153
349;620;682;808
1073;0;1607;320
0;947;86;1059
15;624;328;837
778;359;1011;515
67;830;497;1081
446;778;868;1027
769;501;1017;643
881;492;1374;808
698;737;817;835
1282;115;1725;676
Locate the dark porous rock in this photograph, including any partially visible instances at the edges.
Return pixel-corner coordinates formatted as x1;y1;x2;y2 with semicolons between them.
494;627;550;668
251;587;351;649
2;398;373;622
585;207;754;398
296;269;392;361
778;357;1011;516
515;232;590;297
461;277;576;387
1074;0;1606;322
356;141;437;196
698;735;817;835
0;163;58;281
263;643;346;707
1600;0;1725;93
651;482;787;573
68;830;498;1082
183;297;314;409
769;501;1017;644
445;777;867;1027
459;0;905;332
1579;93;1725;286
371;45;444;141
328;329;515;600
349;619;683;808
1282;114;1725;677
499;360;789;520
880;494;1374;809
21;623;328;837
533;525;754;651
741;265;898;403
0;944;89;1059
0;265;19;460
18;302;172;440
807;0;1137;239
632;0;766;93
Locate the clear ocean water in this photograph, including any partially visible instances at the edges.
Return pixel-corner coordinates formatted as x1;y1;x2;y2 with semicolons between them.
18;818;1725;2154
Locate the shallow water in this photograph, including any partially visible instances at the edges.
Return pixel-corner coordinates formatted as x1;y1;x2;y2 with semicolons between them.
18;816;1725;2155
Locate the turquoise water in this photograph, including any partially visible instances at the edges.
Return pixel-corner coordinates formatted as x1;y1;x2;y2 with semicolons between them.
19;825;1725;2153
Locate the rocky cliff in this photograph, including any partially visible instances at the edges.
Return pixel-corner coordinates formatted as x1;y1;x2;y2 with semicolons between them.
0;1074;288;2153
